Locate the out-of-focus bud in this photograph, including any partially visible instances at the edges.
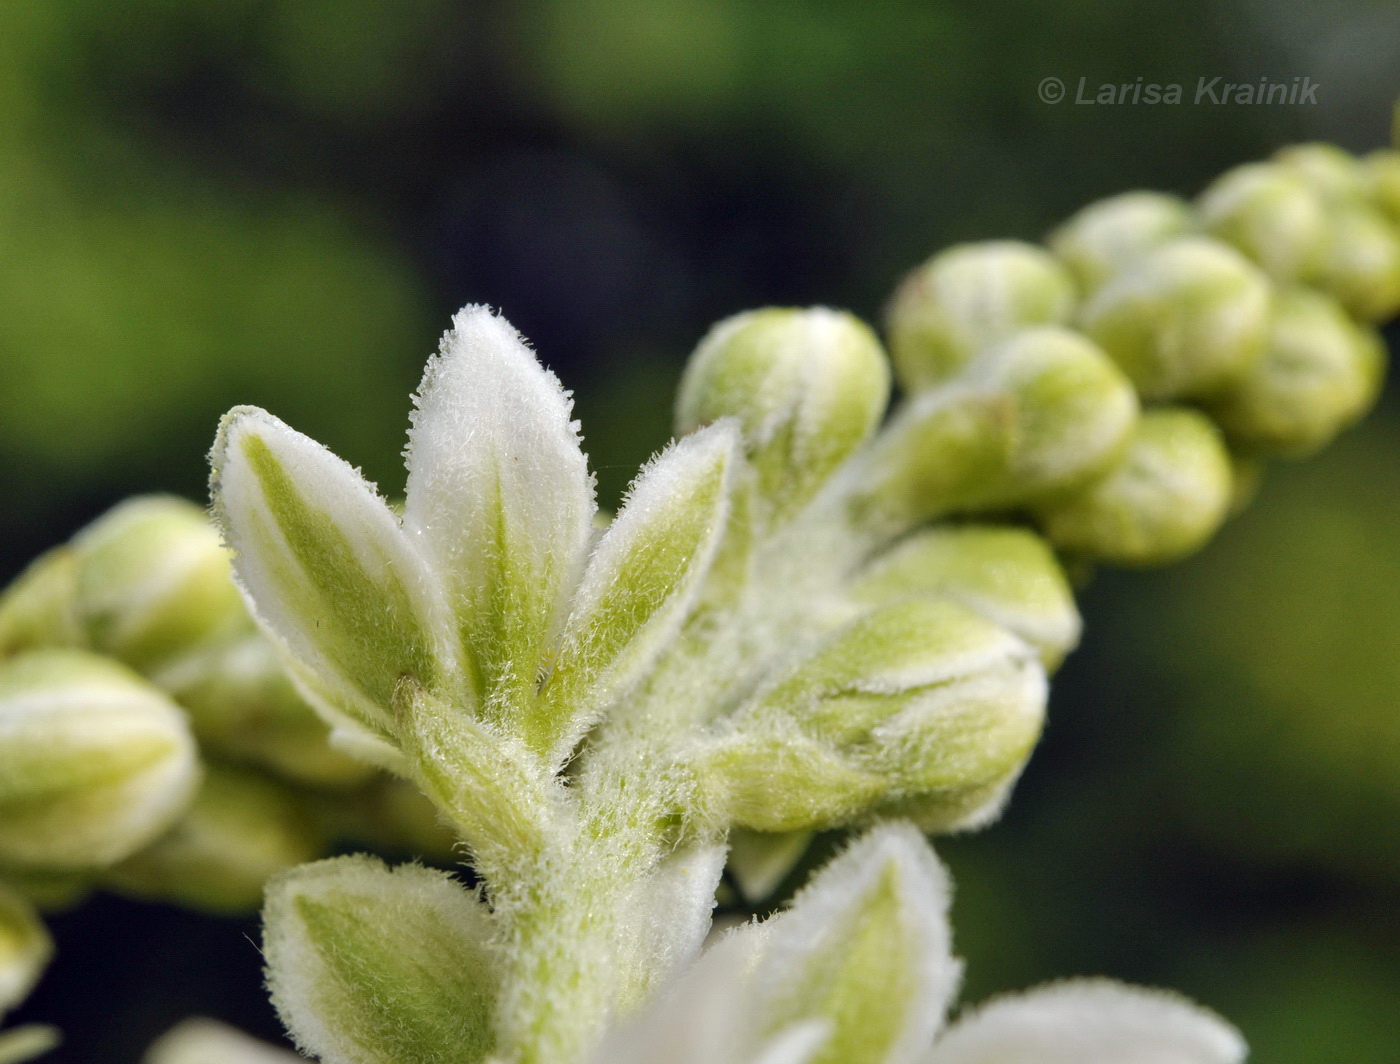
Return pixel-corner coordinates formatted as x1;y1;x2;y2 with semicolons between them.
1048;191;1196;292
1274;142;1368;203
1035;408;1234;566
158;633;373;788
725;828;814;903
706;599;1046;832
849;525;1081;670
1080;237;1272;399
676;308;890;514
71;497;247;673
0;649;199;870
144;1019;302;1064
0;549;81;658
1364;149;1400;226
1198;163;1330;282
885;242;1077;392
1207;286;1386;456
105;764;326;914
0;884;51;1013
1312;202;1400;322
854;328;1137;529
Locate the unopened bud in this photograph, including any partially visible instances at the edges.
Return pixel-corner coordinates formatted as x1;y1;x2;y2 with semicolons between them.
676;308;890;514
1313;202;1400;323
849;525;1080;670
72;497;247;673
144;1020;302;1064
885;242;1077;391
1080;237;1272;399
1048;192;1196;292
0;549;81;658
158;633;373;788
710;599;1045;831
1035;408;1234;566
0;649;199;870
0;884;51;1013
1198;163;1330;282
1273;142;1368;203
106;764;325;913
855;328;1137;528
1208;286;1385;456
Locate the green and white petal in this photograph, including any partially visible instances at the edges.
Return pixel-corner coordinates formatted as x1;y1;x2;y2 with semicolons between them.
752;824;961;1064
927;979;1247;1064
211;407;456;765
590;925;828;1064
264;856;499;1064
538;424;737;760
403;306;595;721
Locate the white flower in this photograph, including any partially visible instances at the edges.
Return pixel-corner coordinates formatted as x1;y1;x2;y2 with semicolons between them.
593;824;1246;1064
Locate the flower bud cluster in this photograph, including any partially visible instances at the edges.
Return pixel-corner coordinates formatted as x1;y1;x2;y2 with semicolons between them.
879;143;1394;566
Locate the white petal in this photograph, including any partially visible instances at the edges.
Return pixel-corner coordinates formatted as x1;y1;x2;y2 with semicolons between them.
538;423;737;760
614;842;728;1001
928;979;1247;1064
143;1019;302;1064
588;925;770;1064
211;407;457;762
403;306;595;720
752;823;962;1064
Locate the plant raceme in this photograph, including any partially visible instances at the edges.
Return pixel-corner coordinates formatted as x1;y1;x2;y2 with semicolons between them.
1;139;1397;1063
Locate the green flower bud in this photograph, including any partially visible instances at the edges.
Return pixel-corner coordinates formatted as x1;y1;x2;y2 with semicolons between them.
1048;191;1196;292
1207;286;1386;456
0;649;199;870
158;633;373;788
1080;237;1272;399
1035;408;1234;566
105;764;326;913
855;328;1137;528
0;884;51;1013
849;525;1081;670
72;497;248;673
1273;142;1368;203
1198;163;1330;282
1364;149;1400;226
710;599;1045;831
675;308;890;513
0;548;81;658
885;242;1077;391
1313;202;1400;322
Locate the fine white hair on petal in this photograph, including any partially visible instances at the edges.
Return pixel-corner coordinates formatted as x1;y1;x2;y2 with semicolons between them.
753;822;962;1064
586;923;773;1064
402;306;596;707
927;978;1248;1064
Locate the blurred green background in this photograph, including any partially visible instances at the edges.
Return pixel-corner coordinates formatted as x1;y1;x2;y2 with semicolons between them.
2;0;1398;1060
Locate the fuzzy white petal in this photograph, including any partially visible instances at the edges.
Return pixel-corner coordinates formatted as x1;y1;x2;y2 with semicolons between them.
752;823;962;1064
928;979;1247;1064
211;408;457;762
403;306;594;716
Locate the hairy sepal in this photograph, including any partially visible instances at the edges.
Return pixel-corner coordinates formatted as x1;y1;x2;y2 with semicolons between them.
263;856;499;1064
210;407;459;763
402;307;595;725
537;424;738;762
